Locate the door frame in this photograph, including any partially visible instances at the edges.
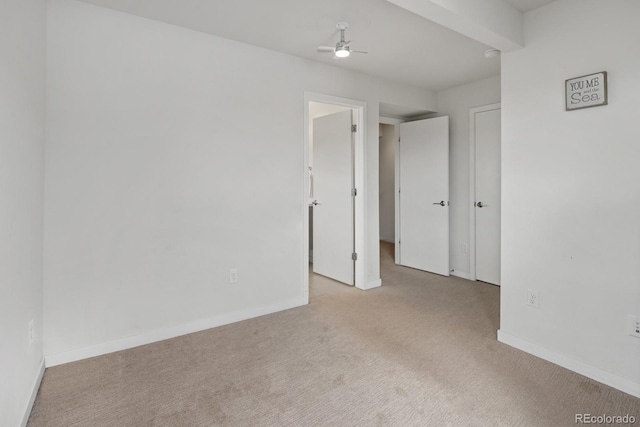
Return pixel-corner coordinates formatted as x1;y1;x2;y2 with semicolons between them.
469;102;501;281
303;92;366;300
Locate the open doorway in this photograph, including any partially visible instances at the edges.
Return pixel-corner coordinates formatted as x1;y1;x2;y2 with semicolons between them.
303;93;366;302
379;123;397;246
379;121;399;265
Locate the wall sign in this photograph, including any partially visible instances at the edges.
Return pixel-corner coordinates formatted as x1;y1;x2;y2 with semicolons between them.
565;71;607;111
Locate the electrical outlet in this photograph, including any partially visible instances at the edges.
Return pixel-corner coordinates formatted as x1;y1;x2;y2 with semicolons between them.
461;243;468;253
229;268;238;284
28;320;35;345
526;289;539;308
629;315;640;338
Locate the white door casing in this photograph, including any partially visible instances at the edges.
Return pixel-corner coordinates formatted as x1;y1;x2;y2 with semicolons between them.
398;116;450;276
312;110;354;285
470;104;501;285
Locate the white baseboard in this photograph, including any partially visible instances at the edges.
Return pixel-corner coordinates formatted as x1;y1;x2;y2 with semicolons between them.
21;358;45;427
498;330;640;399
451;270;471;280
45;296;306;367
359;278;382;290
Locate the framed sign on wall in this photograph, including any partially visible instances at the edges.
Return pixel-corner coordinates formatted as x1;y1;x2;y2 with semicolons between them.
565;71;607;111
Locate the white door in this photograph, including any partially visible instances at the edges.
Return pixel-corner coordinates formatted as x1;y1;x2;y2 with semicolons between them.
313;110;354;285
398;116;449;276
474;107;501;285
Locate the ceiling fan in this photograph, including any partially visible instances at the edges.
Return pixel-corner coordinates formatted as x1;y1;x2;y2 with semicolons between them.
317;22;368;58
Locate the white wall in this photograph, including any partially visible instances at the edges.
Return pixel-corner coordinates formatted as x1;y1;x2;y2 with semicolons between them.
44;0;436;362
0;0;46;424
500;0;640;396
379;124;396;243
431;75;501;277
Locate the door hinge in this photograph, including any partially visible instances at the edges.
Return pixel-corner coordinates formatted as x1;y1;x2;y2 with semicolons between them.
351;124;357;133
352;252;358;261
352;188;357;197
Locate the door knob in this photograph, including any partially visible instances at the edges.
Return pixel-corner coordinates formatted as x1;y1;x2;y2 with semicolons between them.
433;201;446;206
476;201;484;208
312;200;321;206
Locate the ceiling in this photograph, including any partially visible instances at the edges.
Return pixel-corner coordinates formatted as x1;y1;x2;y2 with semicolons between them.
78;0;555;92
503;0;556;12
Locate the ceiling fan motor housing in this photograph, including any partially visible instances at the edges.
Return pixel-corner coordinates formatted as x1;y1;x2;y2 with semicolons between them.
336;21;350;31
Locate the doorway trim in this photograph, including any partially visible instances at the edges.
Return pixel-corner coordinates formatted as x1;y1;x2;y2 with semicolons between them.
469;102;501;281
303;92;367;301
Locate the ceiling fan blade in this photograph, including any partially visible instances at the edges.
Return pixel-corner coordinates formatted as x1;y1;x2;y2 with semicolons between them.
352;50;368;54
317;46;335;53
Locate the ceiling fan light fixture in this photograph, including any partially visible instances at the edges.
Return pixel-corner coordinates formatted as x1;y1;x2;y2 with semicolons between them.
335;47;350;58
317;21;365;59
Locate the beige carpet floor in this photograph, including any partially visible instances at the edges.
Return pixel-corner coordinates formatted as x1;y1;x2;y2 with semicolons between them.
28;242;640;426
